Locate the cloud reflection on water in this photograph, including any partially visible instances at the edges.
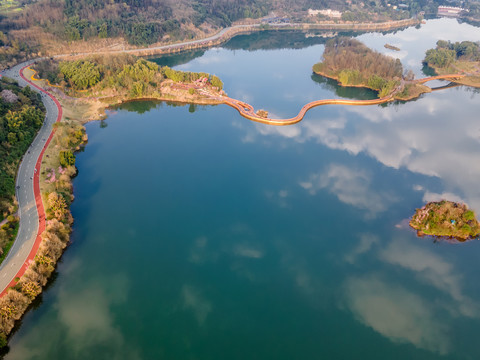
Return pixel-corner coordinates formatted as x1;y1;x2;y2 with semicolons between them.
344;274;450;355
300;164;397;218
342;233;480;356
380;238;479;318
246;87;480;213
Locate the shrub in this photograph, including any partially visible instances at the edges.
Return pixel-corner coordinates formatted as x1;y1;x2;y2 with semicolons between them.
59;150;75;167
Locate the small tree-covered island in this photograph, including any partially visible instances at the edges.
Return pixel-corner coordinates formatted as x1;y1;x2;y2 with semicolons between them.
410;201;480;241
313;37;480;101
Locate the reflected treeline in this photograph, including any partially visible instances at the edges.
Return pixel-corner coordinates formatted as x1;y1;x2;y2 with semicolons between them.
421;64;436;77
109;100;210;115
310;73;378;100
147;27;422;67
110;100;163;114
148;49;206;68
223;28;413;52
223;30;334;51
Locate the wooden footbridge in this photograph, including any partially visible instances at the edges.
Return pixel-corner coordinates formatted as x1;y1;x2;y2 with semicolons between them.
414;74;465;84
200;73;469;126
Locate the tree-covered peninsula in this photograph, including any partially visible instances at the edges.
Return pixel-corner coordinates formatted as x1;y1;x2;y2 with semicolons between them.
423;40;480;87
32;55;224;120
410;201;480;241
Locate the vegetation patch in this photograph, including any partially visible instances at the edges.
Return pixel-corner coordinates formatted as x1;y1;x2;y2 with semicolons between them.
410;201;480;240
312;37;402;97
0;216;18;263
0;78;45;227
384;43;400;51
423;40;480;87
31;55;224;120
0;112;87;345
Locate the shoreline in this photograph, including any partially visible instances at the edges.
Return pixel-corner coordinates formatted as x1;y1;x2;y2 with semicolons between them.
312;69;473;101
53;18;421;60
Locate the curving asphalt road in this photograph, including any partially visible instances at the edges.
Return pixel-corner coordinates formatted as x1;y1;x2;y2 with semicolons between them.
0;60;60;295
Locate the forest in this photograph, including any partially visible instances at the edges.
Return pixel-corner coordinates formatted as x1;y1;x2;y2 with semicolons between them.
0;79;45;215
313;37;403;97
3;0;269;46
32;55;223;95
0;78;45;260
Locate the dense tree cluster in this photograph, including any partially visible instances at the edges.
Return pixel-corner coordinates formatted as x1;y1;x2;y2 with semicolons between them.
190;0;268;27
59;60;101;90
162;66;223;89
319;37;403;79
59;150;75;167
313;37;402;96
0;79;45;216
424;40;480;68
8;0;268;46
34;56;224;94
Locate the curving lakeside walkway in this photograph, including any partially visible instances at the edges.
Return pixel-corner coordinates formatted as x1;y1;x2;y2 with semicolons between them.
0;62;62;296
215;93;395;125
200;73;466;125
414;74;466;84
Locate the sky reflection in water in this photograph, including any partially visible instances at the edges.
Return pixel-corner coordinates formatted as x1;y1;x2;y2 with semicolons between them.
4;18;480;360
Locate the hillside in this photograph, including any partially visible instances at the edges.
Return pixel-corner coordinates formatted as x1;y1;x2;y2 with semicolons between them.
0;0;425;67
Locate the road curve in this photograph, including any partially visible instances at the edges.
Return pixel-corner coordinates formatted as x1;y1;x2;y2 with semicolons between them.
0;62;61;296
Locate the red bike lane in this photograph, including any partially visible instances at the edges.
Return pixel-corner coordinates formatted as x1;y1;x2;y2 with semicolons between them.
0;66;62;296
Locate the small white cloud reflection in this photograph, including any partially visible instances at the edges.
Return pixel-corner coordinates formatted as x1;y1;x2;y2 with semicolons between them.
344;275;450;355
300;164;396;218
256;123;302;138
384;50;408;60
413;184;424;191
189;236;218;264
233;243;263;259
344;233;379;264
265;189;289;208
181;285;212;325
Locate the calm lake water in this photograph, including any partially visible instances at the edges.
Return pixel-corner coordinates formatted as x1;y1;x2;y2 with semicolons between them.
4;18;480;359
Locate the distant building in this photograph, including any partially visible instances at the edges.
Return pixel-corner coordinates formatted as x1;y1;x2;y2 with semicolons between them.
308;9;342;18
438;6;468;17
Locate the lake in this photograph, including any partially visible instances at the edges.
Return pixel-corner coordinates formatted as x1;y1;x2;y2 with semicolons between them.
4;18;480;359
